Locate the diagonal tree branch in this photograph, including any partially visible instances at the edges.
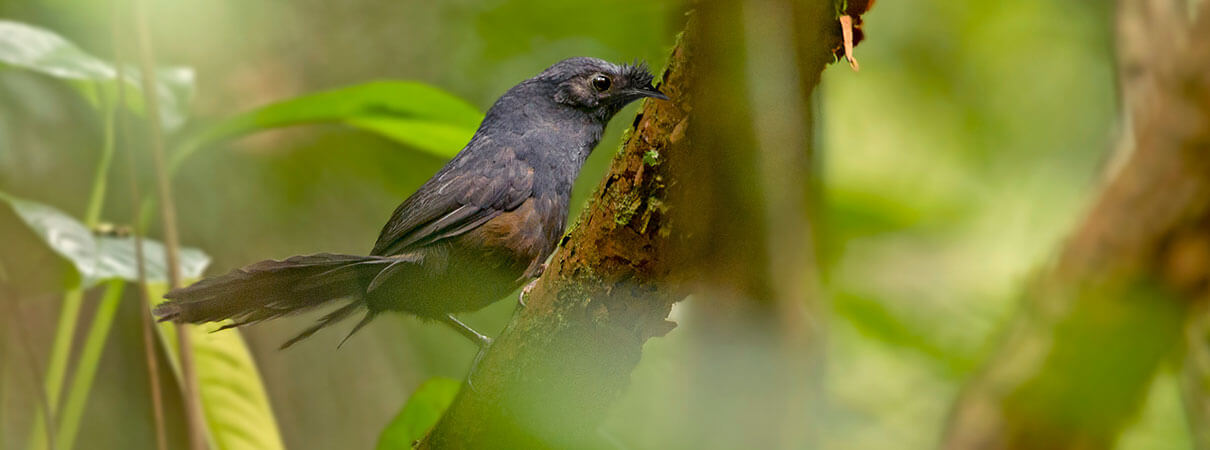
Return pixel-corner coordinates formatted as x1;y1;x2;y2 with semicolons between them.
416;1;867;447
418;34;689;450
944;2;1210;448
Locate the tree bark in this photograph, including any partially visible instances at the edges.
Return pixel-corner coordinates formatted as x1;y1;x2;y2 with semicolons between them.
417;1;863;447
418;29;691;450
944;2;1210;448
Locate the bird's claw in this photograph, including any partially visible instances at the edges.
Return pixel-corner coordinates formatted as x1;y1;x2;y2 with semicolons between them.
517;272;543;308
518;280;538;308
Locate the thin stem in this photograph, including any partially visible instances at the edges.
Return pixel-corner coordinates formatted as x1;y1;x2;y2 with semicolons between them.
9;302;57;450
131;0;206;448
54;280;123;450
40;290;82;413
30;77;118;450
112;1;168;444
84;94;118;226
135;242;169;450
0;323;7;449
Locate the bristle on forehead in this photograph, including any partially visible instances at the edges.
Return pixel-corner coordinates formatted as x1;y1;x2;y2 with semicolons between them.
536;57;655;84
621;60;655;86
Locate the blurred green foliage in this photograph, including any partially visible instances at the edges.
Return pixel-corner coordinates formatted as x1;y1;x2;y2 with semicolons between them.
172;81;484;170
0;0;1198;449
145;282;286;450
376;377;460;450
0;191;210;290
0;19;194;129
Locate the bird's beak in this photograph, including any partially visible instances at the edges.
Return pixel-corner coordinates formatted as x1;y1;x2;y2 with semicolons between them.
634;85;669;101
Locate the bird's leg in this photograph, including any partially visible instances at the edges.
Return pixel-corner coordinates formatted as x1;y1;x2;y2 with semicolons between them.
444;313;493;393
441;314;492;348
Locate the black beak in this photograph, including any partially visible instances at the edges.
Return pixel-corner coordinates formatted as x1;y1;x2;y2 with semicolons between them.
634;85;669;100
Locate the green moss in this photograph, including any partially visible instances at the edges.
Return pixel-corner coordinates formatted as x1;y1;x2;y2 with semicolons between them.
614;194;642;226
605;180;646;227
643;150;660;167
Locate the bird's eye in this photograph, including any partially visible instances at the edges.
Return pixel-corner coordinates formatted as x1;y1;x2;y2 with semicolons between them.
591;74;612;92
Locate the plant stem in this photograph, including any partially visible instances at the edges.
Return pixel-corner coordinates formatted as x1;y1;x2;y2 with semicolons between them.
131;0;206;448
112;2;168;445
54;280;123;450
30;82;118;450
40;290;82;413
8;301;57;450
84;93;118;226
134;243;169;450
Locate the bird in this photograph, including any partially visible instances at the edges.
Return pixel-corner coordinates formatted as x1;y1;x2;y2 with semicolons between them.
154;57;668;350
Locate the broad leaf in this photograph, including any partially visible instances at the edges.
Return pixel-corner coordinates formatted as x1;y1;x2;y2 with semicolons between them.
172;81;482;169
346;117;479;158
0;20;194;130
147;283;286;450
377;377;462;450
0;191;209;289
95;235;210;283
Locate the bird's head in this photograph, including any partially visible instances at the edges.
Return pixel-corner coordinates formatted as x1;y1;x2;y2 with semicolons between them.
537;57;668;121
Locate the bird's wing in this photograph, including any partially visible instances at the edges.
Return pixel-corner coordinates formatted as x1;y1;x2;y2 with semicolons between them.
370;146;534;256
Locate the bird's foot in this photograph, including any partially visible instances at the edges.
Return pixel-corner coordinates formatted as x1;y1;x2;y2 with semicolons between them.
517;263;546;308
518;278;540;308
466;344;490;393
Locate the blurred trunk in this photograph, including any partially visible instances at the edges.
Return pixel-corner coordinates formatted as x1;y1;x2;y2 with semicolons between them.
1185;299;1210;449
944;2;1210;448
417;1;860;447
674;0;835;448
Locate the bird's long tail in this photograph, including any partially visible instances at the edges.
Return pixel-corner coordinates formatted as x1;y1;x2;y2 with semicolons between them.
154;253;408;348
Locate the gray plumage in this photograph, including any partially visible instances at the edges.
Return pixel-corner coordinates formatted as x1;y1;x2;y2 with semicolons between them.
155;57;666;348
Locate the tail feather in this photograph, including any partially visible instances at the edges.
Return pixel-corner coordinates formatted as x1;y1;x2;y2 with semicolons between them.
155;253;414;348
279;300;363;350
336;312;378;349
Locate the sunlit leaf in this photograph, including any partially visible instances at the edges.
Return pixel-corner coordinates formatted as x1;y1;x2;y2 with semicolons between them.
0;191;94;286
376;377;462;450
172;81;482;168
0;191;209;288
0;20;195;130
147;282;286;450
95;235;210;282
346;117;477;158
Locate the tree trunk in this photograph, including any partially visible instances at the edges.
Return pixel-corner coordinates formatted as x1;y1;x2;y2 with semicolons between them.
417;28;691;450
944;2;1210;448
417;1;865;447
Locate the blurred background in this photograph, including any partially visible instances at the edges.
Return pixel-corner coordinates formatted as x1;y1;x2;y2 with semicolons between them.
0;0;1194;449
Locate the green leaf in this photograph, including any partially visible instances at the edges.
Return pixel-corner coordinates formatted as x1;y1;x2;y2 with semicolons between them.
0;191;209;289
0;20;111;80
95;235;210;283
147;283;286;450
346;117;480;158
0;20;194;130
172;81;482;169
377;377;462;450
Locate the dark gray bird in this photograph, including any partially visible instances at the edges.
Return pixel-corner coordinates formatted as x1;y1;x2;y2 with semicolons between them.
154;57;667;349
